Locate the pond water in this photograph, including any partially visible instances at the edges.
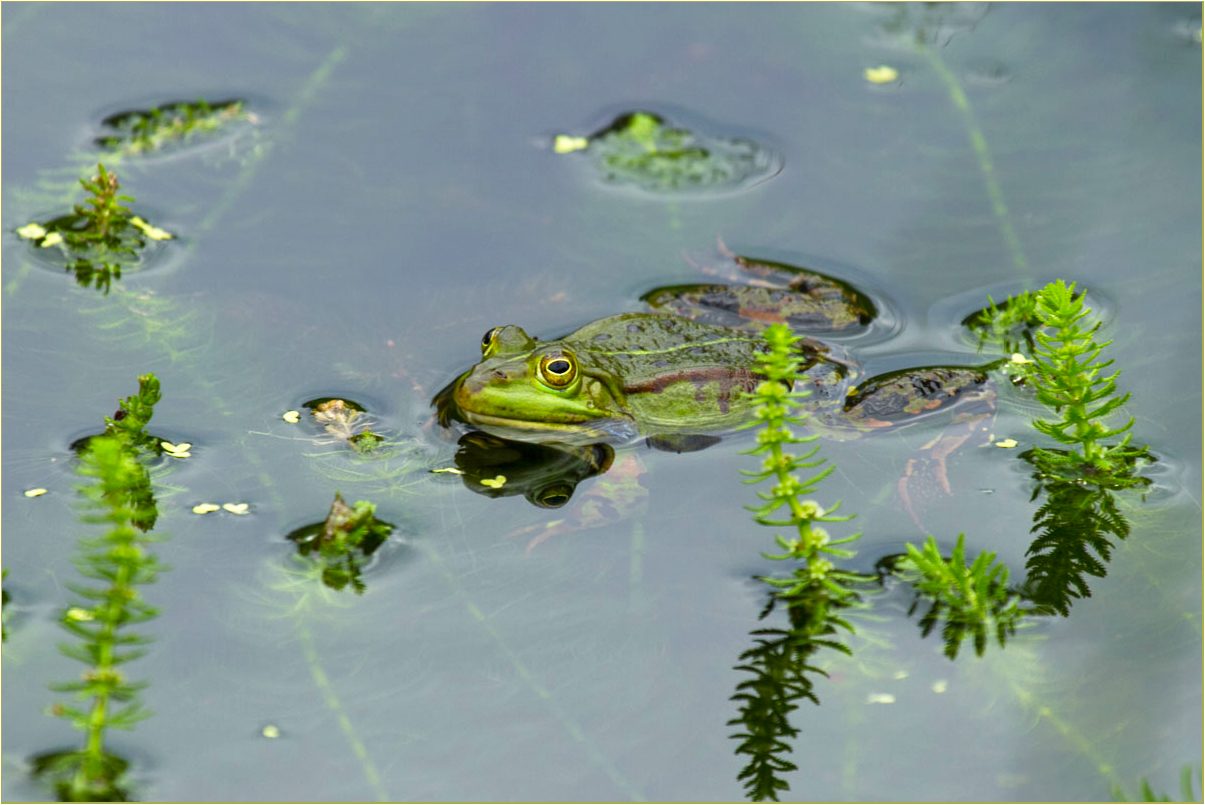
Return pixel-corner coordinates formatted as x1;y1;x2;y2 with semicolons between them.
2;3;1201;802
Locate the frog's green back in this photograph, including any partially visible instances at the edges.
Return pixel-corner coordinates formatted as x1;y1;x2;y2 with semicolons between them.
562;312;770;431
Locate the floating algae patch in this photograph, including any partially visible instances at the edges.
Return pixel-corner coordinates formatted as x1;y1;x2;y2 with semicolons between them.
554;110;781;194
93;97;258;156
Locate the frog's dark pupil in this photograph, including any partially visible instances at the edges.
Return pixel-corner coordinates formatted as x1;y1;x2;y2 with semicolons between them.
482;328;497;347
547;359;571;375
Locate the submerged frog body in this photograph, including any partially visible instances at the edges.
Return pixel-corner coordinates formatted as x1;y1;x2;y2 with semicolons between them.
441;312;847;444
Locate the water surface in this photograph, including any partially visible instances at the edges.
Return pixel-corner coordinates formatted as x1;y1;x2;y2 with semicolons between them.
2;3;1200;801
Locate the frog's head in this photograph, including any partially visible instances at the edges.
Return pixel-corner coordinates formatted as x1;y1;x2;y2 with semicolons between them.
447;325;632;441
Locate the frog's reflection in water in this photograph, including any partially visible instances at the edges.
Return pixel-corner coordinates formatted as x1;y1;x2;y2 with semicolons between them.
449;431;615;509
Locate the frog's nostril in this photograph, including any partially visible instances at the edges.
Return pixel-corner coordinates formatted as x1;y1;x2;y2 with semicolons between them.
493;370;507;380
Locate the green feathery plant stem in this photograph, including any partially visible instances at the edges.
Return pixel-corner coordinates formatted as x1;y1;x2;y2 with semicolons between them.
44;375;164;801
963;290;1041;356
897;535;1023;659
1029;280;1142;479
1020;458;1134;616
739;323;863;599
730;323;866;802
73;165;134;248
1112;765;1201;802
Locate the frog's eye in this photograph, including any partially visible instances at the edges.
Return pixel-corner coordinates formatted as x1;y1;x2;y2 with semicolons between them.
538;351;577;388
480;327;501;356
532;483;574;509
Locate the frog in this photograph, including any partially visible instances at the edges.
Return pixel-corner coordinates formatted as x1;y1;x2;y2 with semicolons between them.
433;252;994;451
431;248;1003;543
434;311;854;448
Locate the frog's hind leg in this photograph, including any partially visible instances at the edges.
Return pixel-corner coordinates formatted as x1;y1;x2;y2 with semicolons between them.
896;411;993;533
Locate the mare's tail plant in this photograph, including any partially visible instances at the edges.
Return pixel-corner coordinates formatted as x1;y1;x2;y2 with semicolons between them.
738;324;863;602
41;375;165;801
1020;463;1135;616
729;323;865;802
1009;280;1149;613
894;534;1024;658
1028;280;1146;484
963;289;1041;356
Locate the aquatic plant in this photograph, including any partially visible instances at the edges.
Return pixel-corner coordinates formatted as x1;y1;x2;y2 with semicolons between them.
894;535;1024;659
15;165;172;294
1019;448;1146;616
961;281;1149;614
289;492;393;594
729;593;853;803
1112;765;1201;802
729;323;865;802
43;375;164;801
739;324;863;600
963;289;1041;355
103;373;163;455
555;110;776;193
95;98;253;155
2;569;10;642
1028;280;1144;484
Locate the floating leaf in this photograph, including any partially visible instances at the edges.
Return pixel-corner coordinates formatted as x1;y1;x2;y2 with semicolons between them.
191;503;221;514
553;135;589;154
129;216;173;241
282;410;300;423
17;222;47;239
24;488;48;498
431;467;464;475
479;475;507;489
864;65;900;83
161;441;191;458
261;724;280;739
995;438;1018;448
40;232;64;248
222;503;250;515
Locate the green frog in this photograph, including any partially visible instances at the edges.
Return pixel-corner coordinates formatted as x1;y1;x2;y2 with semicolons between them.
434;255;994;448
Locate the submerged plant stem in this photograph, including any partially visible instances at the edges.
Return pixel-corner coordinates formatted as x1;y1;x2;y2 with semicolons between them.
296;622;388;802
418;540;644;801
919;42;1030;278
